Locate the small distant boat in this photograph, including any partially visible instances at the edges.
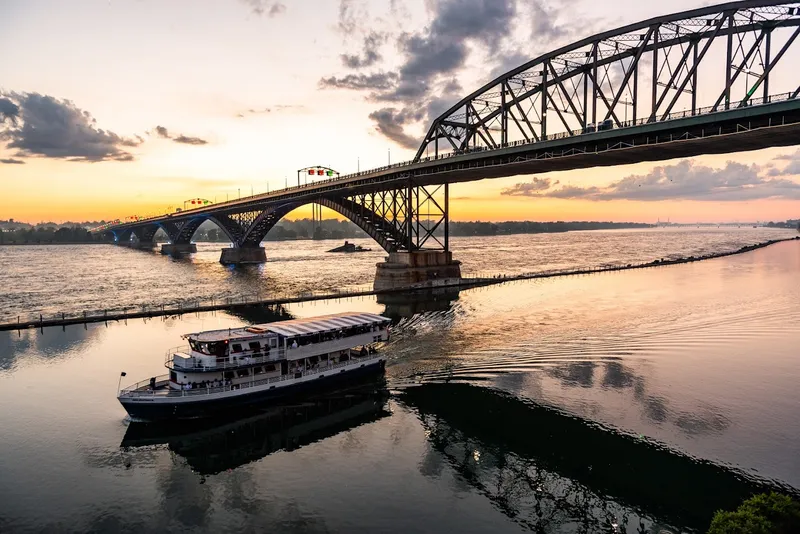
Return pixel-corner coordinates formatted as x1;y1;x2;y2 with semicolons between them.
117;312;390;421
327;241;371;253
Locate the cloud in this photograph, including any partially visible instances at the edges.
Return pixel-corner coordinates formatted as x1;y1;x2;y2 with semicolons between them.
0;92;141;162
0;158;25;164
150;125;208;145
173;135;208;146
337;0;368;34
319;0;591;149
535;160;800;201
367;108;422;149
341;31;387;69
0;98;20;125
321;0;575;148
236;104;307;117
239;0;286;17
500;177;557;196
319;72;399;91
768;149;800;176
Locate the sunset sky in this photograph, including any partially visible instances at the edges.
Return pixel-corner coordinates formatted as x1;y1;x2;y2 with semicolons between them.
1;0;799;224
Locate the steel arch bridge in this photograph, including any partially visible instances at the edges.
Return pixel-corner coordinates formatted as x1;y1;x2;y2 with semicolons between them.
417;0;800;158
103;0;800;269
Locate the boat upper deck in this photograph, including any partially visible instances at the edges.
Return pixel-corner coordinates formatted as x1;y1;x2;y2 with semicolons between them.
188;312;390;343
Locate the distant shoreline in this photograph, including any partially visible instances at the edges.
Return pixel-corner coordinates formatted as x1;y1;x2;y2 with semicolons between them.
1;225;796;247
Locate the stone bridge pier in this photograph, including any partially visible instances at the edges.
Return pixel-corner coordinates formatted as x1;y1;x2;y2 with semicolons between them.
374;251;461;290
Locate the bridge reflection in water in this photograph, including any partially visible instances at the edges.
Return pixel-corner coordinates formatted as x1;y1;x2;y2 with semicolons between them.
399;383;790;534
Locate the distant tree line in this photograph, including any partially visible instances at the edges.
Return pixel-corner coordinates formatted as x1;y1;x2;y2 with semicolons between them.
448;221;654;236
0;226;101;244
764;220;800;229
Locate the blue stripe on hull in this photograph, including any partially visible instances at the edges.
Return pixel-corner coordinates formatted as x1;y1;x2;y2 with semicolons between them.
120;360;386;421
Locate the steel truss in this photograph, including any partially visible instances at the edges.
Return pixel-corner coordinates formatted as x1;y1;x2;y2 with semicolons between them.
416;0;800;160
112;182;450;254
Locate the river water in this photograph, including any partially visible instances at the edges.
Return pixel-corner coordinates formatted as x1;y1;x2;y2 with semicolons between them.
0;229;798;533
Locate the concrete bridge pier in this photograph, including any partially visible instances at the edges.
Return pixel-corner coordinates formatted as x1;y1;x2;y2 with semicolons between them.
374;251;462;290
220;246;267;265
161;243;197;256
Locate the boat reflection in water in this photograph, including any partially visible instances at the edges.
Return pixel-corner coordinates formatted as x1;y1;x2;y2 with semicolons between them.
400;383;793;534
121;377;390;475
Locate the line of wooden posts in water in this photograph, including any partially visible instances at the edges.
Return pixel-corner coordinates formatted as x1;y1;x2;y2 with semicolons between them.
2;236;797;332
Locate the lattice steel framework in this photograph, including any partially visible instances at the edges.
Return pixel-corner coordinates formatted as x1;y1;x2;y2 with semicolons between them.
415;0;800;160
118;182;450;254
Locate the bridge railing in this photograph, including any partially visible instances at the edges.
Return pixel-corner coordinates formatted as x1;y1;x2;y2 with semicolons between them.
102;91;797;229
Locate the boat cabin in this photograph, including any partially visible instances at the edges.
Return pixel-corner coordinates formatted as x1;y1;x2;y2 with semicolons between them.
166;312;390;389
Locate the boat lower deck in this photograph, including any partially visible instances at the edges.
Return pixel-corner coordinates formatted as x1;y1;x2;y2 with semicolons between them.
119;354;386;421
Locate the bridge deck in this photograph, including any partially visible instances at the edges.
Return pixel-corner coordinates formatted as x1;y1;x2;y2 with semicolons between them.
104;96;800;232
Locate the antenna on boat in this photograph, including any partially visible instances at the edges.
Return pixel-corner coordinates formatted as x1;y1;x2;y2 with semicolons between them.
117;371;126;394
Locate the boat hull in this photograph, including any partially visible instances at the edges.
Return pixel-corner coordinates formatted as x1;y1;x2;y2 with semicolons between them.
119;359;386;422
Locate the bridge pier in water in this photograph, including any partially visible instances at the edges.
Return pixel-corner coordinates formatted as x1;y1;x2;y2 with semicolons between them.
220;246;267;265
161;243;197;256
374;251;461;290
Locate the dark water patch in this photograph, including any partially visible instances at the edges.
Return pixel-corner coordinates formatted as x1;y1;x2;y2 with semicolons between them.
399;382;797;532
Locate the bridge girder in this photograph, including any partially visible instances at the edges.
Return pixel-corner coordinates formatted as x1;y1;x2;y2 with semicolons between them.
111;183;450;254
416;0;800;161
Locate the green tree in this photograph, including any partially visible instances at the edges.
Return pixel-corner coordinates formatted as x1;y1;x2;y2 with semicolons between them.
708;493;800;534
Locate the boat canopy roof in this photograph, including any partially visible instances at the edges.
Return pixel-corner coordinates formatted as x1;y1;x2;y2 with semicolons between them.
186;312;390;342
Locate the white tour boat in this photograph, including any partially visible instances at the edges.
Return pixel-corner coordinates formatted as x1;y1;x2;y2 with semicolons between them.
117;312;391;421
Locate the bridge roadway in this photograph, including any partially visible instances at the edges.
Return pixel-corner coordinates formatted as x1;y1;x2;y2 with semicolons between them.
111;94;800;233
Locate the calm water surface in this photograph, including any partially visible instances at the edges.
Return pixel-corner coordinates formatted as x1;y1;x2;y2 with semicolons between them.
0;232;798;533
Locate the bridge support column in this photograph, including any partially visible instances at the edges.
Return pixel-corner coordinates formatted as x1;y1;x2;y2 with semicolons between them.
220;246;267;265
161;243;197;256
374;251;461;290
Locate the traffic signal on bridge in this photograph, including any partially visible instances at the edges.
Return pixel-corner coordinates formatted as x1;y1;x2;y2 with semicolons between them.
307;168;336;177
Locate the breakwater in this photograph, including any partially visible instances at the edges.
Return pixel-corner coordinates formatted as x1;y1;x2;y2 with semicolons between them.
2;236;797;332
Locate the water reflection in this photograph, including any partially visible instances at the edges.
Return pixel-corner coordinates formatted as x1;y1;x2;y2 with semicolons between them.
0;324;98;370
121;378;390;475
225;304;294;325
400;383;789;533
377;287;461;321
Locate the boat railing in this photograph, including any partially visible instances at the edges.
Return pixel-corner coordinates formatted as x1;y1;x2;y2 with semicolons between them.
119;353;383;398
164;331;387;371
119;374;171;395
164;345;286;371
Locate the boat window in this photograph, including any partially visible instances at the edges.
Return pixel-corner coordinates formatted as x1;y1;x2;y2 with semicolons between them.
236;369;250;378
253;366;264;375
264;364;276;372
169;371;177;382
231;343;242;353
248;341;261;352
224;371;234;379
269;338;277;348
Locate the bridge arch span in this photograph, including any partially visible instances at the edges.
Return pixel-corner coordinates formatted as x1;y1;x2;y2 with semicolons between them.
154;216;238;246
417;0;800;160
239;197;404;252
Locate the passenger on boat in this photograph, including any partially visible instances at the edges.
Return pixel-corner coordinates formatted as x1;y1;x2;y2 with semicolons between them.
291;339;298;349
